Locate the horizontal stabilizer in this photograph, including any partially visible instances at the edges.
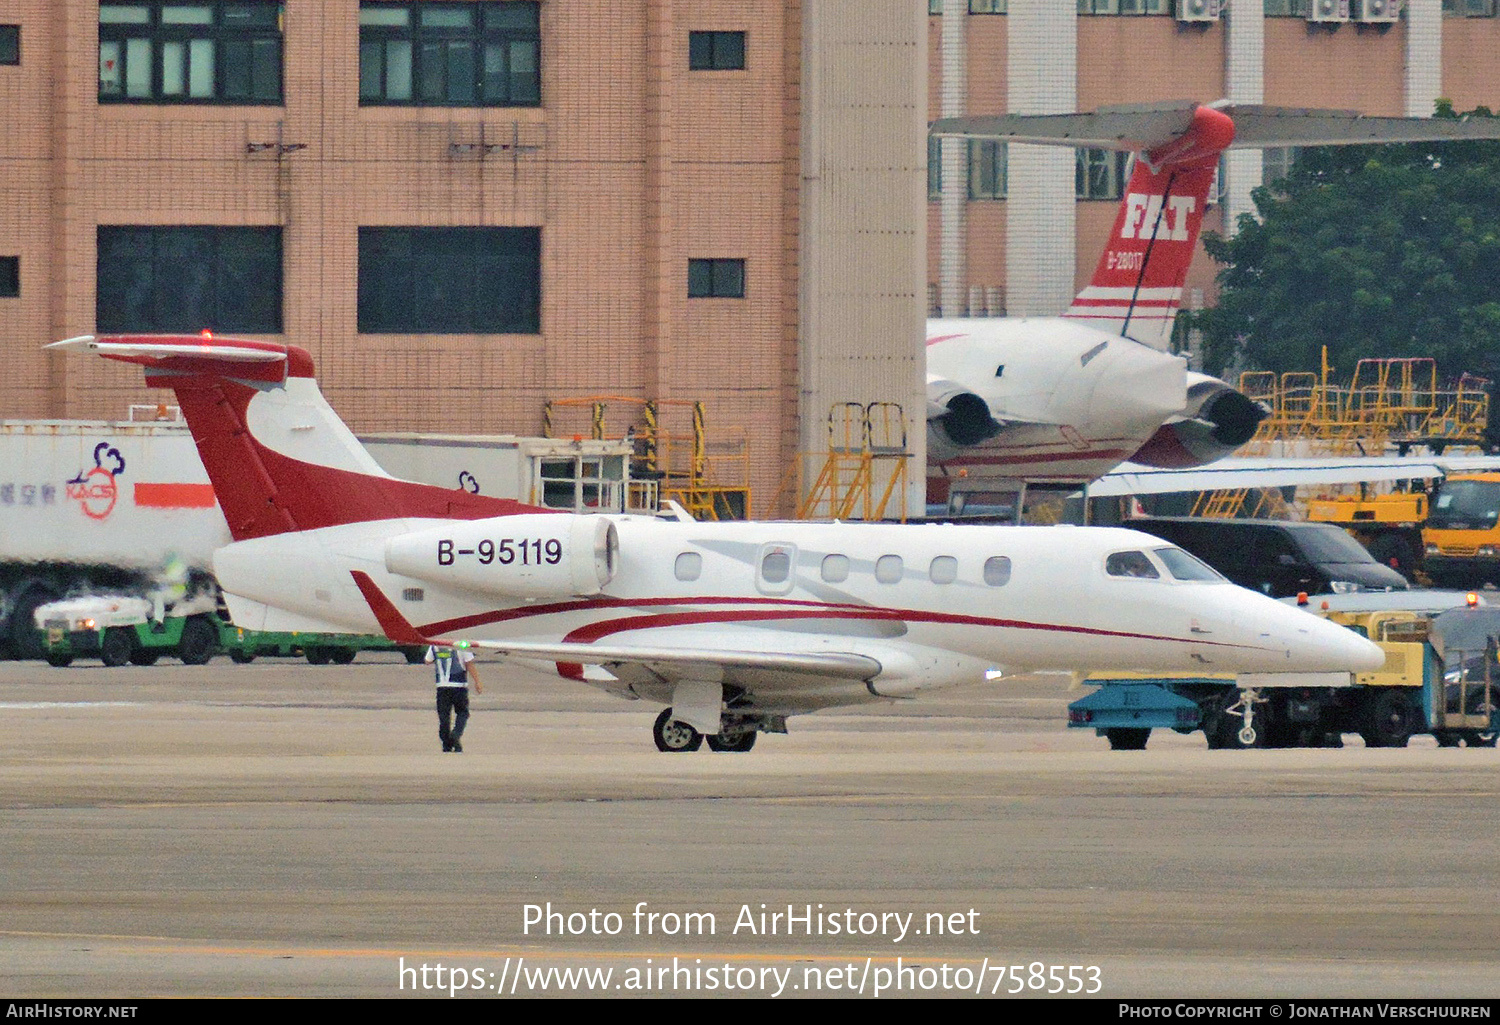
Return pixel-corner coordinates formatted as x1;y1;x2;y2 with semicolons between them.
932;103;1500;152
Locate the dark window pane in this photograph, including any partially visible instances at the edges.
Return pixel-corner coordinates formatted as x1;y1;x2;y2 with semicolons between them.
446;40;475;103
485;4;537;30
360;1;539;106
419;41;445;101
0;25;19;66
221;38;250;98
688;32;713;70
712;260;744;298
716;31;744;70
359;40;383;98
97;226;281;333
687;259;713;297
0;257;18;297
358;227;540;334
509;39;537;102
250;38;280;100
216;228;282;331
97;228;156;332
99;1;282;104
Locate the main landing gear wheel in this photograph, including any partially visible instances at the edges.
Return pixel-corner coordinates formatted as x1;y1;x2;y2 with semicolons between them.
653;708;703;752
706;730;758;753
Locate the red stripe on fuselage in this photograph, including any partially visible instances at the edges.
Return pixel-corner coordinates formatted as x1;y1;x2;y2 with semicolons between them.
419;595;1260;652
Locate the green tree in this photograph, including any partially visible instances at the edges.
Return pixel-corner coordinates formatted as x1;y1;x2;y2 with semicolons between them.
1197;104;1500;381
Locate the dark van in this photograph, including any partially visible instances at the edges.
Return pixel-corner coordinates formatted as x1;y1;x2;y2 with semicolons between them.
1124;517;1409;598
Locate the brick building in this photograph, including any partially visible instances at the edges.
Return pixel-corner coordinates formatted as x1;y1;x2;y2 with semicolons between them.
2;2;1497;516
0;0;926;516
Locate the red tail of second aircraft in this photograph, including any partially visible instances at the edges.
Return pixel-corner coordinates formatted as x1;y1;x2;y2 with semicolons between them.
1063;104;1234;347
49;334;545;541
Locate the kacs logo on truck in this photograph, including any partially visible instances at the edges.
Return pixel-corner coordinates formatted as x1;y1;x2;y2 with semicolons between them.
66;442;126;520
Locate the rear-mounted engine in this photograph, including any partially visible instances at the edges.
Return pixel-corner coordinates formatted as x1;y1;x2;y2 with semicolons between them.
385;514;618;600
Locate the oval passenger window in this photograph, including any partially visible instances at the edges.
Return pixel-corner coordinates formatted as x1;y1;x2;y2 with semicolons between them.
983;556;1011;587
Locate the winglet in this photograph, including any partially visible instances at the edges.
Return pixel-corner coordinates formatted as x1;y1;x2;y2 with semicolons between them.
350;570;443;646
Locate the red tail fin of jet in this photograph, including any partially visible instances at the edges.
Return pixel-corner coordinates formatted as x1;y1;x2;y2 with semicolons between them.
49;334;547;541
1064;104;1234;346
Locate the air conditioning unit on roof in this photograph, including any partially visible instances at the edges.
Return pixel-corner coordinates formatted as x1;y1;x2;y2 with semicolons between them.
1307;0;1351;21
1352;0;1401;22
1176;0;1220;21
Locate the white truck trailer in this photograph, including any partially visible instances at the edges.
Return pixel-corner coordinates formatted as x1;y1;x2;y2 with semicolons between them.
0;417;650;660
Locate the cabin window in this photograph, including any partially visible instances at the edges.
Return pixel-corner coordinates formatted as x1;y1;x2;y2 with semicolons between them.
929;556;957;584
875;554;903;584
761;549;791;584
983;556;1011;586
674;552;702;582
1106;550;1160;579
821;554;849;583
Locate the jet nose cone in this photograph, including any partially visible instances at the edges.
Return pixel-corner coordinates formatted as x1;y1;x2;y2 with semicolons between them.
1289;612;1387;673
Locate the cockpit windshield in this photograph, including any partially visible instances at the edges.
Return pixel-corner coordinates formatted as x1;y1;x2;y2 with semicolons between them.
1105;550;1159;579
1153;546;1225;582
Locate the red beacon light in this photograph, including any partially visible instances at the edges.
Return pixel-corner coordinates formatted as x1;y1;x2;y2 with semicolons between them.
1467;592;1480;608
1296;591;1309;607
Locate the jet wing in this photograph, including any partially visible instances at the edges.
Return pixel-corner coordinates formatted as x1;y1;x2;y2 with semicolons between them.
1089;455;1500;498
931;103;1500;151
466;638;880;682
349;568;882;684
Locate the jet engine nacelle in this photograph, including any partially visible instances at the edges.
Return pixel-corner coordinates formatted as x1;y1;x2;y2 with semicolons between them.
1127;373;1267;469
927;375;1001;451
385;513;618;600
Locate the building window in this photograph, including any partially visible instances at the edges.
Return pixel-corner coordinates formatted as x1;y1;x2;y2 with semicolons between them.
1443;0;1497;14
98;2;284;104
928;135;942;199
929;1;1009;11
968;140;1006;200
357;227;541;334
0;257;17;297
0;26;18;65
1262;147;1299;187
1078;0;1169;11
1076;148;1131;201
359;2;540;106
687;259;745;299
688;31;745;70
96;226;282;333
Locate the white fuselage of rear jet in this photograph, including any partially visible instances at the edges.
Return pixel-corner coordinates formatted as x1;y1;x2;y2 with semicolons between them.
926;317;1188;480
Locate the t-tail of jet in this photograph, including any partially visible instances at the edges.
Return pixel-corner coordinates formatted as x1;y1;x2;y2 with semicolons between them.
48;334;544;541
1063;105;1232;347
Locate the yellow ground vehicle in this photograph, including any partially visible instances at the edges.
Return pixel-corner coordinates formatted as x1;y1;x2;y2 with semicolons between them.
1304;487;1428;580
1422;472;1500;588
1071;598;1498;750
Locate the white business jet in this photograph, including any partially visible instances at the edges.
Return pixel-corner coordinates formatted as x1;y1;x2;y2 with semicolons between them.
52;334;1382;752
926;103;1500;500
